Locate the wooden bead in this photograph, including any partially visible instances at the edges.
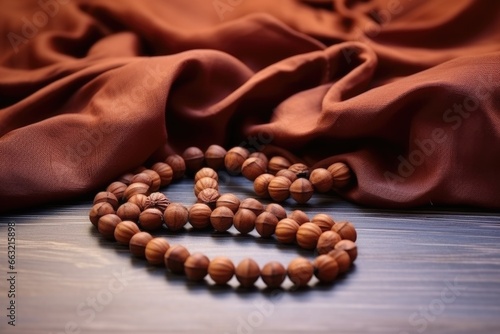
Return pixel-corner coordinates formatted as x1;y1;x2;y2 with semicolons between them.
164;203;188;231
144;192;170;213
289;178;314;204
123;182;150;201
241;157;267;181
208;256;235;285
210;206;234;232
316;231;342;254
194;177;219;197
233;209;256;235
268;156;291;175
331;221;357;242
182;146;205;174
309;168;333;193
145;238;170;266
249;152;268;166
313;255;339;284
288;163;309;178
106;181;127;201
335;240;358;262
215;193;240;213
204;144;227;170
164;244;190;274
268;176;292;202
117;172;134;185
194;167;218;183
127;193;148;211
142;169;161;192
114;220;140;245
287;257;314;288
239;198;264;216
151;162;174;187
311;213;335;232
296;222;322;250
255;212;279;238
97;214;122;240
139;208;164;231
275;218;300;244
165;154;186;180
235;258;260;288
224;146;250;174
327;249;351;273
130;172;153;189
275;169;297;182
196;188;220;209
89;202;115;227
265;203;287;221
253;173;274;198
129;232;153;258
188;203;212;229
327;162;351;189
184;253;210;282
93;191;119;210
116;202;141;222
288;210;309;225
261;261;286;289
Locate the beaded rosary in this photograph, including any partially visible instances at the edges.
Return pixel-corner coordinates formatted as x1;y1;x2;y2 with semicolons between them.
89;145;358;289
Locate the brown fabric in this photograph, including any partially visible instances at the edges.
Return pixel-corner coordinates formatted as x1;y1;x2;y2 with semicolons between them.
1;0;499;212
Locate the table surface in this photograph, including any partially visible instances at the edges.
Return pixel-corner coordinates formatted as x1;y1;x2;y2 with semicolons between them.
1;174;499;334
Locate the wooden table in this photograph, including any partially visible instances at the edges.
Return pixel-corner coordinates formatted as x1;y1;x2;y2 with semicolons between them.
1;174;499;334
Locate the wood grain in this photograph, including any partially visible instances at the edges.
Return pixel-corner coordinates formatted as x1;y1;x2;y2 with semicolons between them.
1;174;499;334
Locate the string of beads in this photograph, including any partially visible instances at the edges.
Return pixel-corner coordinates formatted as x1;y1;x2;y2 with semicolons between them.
89;145;358;289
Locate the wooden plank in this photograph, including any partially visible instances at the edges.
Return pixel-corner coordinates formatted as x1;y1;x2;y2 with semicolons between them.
1;174;500;334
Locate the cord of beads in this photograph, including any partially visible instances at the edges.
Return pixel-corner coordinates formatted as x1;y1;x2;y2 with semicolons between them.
89;145;358;289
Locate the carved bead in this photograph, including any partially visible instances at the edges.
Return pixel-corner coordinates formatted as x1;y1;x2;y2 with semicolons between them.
197;188;220;209
287;257;314;288
288;163;309;178
316;231;342;254
184;253;210;282
289;178;314;204
253;173;274;198
163;203;188;231
224;146;250;174
210;206;234;232
129;231;153;258
89;202;115;227
261;261;286;288
331;221;357;242
182;146;205;174
255;211;279;238
139;208;164;231
144;192;170;213
311;213;335;232
164;244;190;274
268;156;291;175
309;168;333;193
165;154;186;180
151;162;174;187
327;162;351;189
114;220;140;245
296;222;322;250
233;209;256;235
313;254;339;284
204;144;227;170
145;238;170;266
235;258;260;288
215;193;240;213
188;203;212;229
241;157;267;181
268;176;292;202
208;256;235;285
275;218;300;244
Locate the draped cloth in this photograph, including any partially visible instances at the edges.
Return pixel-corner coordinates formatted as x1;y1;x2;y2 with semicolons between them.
1;0;499;212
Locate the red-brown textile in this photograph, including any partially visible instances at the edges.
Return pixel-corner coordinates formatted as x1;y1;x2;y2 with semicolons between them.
1;0;499;212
